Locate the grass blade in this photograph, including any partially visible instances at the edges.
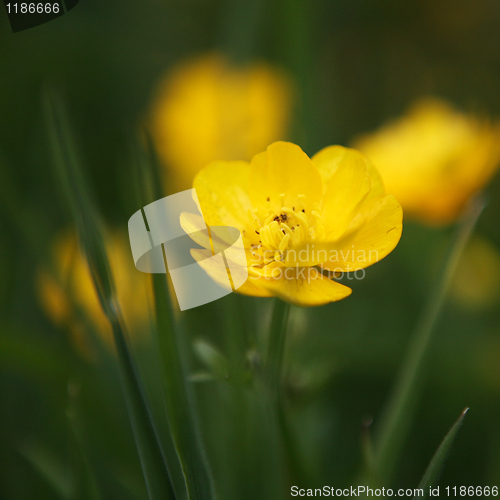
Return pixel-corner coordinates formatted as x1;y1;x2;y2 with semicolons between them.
130;137;190;500
373;196;485;485
152;274;216;500
18;442;75;500
133;135;216;500
43;88;176;500
416;408;469;499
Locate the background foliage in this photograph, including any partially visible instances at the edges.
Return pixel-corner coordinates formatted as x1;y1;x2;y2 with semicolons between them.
2;0;500;498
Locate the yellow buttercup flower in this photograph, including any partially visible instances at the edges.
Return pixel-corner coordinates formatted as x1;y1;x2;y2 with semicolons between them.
354;98;500;225
37;230;152;353
150;53;293;192
183;141;403;306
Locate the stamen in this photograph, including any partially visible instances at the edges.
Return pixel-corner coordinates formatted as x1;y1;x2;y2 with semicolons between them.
243;193;324;273
295;211;309;227
279;233;290;252
264;213;276;226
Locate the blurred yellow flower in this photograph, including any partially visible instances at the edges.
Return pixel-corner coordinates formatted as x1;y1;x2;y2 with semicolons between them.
353;98;500;225
450;235;500;310
37;230;152;353
149;53;293;192
183;141;403;306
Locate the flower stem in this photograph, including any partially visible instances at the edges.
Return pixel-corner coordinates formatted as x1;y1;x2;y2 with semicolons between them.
373;196;485;485
265;299;308;489
266;299;291;395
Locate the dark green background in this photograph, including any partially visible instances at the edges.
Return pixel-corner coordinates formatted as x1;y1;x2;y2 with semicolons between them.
1;0;500;498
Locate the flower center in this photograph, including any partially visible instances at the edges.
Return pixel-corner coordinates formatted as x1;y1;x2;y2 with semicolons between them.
244;194;325;271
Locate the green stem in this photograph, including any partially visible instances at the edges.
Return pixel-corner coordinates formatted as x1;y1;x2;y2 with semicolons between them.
373;196;485;485
44;90;177;500
136;135;215;500
266;299;291;395
265;299;307;488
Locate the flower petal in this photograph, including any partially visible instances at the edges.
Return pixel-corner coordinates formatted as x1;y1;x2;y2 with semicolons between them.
248;141;323;209
180;212;212;250
323;194;402;271
290;194;402;271
191;248;272;297
193;160;253;229
313;146;372;240
312;145;385;198
257;267;352;306
313;146;387;235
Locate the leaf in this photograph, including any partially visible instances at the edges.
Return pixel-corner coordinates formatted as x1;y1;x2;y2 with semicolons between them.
193;339;229;379
415;408;469;499
43;88;176;500
19;442;75;500
373;197;484;484
134;134;216;499
151;259;216;500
